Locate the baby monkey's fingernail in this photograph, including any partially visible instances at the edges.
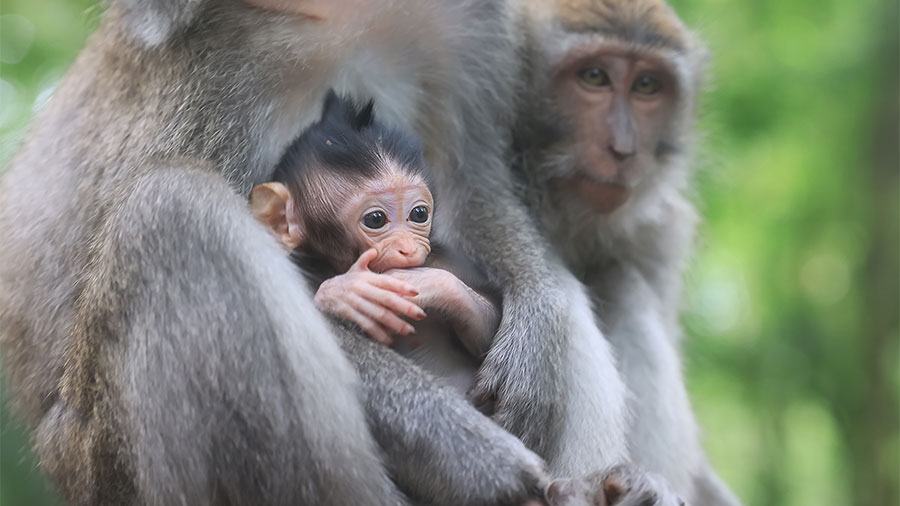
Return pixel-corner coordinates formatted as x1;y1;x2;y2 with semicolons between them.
406;325;416;335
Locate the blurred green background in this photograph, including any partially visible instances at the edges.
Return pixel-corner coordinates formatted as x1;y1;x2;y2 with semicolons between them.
0;0;897;505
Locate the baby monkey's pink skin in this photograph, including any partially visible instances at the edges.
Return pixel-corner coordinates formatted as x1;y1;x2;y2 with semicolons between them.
315;248;426;345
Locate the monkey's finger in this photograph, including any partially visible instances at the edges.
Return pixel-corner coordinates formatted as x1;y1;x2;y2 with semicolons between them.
356;318;394;346
349;295;417;338
349;248;379;272
359;320;394;346
363;273;419;297
354;283;426;320
375;292;427;322
331;301;395;345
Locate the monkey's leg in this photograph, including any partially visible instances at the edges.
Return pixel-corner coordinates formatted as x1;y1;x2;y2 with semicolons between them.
66;167;407;506
594;264;741;506
547;274;631;477
337;326;549;506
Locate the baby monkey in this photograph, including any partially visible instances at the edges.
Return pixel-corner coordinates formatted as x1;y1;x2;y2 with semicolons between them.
251;91;500;395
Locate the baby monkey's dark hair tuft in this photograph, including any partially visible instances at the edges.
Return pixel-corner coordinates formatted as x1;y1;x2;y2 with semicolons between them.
272;89;427;185
321;89;375;132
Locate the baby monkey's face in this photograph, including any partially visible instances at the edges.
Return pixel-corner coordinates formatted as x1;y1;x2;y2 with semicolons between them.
346;172;433;273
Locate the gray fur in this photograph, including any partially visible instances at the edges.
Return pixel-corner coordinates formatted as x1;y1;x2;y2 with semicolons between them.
549;465;686;506
514;3;741;506
337;324;547;504
0;0;627;504
116;0;207;46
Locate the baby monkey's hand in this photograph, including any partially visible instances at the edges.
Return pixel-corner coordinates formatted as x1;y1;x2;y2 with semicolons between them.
314;249;426;344
382;266;459;311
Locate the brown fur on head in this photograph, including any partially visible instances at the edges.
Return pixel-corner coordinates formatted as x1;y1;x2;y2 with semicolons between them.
552;0;690;50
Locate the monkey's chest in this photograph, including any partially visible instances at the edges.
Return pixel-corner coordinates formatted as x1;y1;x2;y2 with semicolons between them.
392;320;479;398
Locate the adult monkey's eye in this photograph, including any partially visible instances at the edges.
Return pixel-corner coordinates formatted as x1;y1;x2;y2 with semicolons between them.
578;67;611;87
409;206;429;223
363;211;387;229
631;74;662;95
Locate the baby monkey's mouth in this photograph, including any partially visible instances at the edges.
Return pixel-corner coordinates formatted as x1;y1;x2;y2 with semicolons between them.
369;240;430;273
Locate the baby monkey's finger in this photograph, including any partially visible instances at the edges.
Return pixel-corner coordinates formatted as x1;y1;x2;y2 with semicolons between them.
348;248;379;273
351;296;416;338
335;302;394;345
364;272;419;297
355;283;426;321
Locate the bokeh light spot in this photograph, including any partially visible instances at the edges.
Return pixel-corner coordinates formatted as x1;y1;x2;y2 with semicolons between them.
0;79;21;129
799;252;851;306
0;15;36;65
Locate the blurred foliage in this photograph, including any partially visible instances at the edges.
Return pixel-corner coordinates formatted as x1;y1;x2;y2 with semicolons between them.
0;0;897;505
668;1;899;505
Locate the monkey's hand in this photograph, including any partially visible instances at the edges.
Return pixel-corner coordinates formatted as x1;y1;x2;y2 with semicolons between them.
383;266;460;313
546;466;686;506
315;249;426;344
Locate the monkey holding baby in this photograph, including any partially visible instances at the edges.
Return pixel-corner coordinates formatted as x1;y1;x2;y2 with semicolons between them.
0;0;739;504
250;89;686;506
0;1;668;503
251;90;498;397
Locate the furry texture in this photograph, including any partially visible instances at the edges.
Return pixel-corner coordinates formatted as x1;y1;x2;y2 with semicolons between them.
515;1;741;505
0;1;556;504
0;0;665;504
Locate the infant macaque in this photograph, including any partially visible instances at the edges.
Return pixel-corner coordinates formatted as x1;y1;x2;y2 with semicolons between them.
251;90;500;396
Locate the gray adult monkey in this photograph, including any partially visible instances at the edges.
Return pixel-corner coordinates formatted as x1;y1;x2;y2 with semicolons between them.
0;0;641;505
515;0;742;504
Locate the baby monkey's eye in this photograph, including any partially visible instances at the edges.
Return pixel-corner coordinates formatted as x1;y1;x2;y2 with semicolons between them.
363;211;387;229
409;206;429;224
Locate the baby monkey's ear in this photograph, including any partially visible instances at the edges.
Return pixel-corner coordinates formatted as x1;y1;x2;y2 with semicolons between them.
250;182;305;250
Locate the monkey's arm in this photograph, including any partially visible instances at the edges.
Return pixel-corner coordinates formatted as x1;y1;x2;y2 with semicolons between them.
333;323;551;506
589;263;742;506
445;184;630;476
386;266;498;357
435;273;499;357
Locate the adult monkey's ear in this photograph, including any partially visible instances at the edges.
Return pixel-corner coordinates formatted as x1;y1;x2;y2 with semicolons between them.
250;182;305;251
113;0;208;47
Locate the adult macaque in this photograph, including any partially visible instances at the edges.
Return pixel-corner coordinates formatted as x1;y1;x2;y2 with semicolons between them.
252;91;498;394
516;1;741;504
0;0;664;504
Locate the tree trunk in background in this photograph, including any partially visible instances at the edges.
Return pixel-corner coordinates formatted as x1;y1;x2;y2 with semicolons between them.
852;4;899;504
